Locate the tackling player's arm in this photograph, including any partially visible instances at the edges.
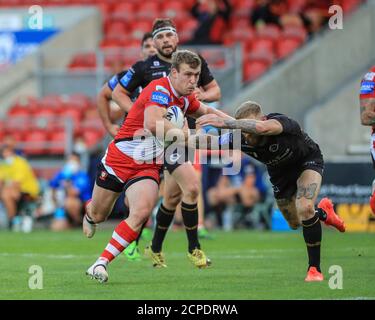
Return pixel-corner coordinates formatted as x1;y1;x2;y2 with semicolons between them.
360;98;375;126
97;83;120;138
196;114;283;136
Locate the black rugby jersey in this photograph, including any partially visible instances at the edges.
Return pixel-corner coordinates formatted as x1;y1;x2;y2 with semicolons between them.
117;54;214;93
219;113;321;174
107;70;140;100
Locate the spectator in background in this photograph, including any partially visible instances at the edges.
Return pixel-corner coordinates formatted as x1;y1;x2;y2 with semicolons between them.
250;0;330;36
301;0;333;34
206;152;261;229
251;0;290;28
50;153;91;231
0;144;40;228
189;0;232;45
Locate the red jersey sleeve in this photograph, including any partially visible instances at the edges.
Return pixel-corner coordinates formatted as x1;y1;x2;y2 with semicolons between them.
143;81;171;109
185;94;201;114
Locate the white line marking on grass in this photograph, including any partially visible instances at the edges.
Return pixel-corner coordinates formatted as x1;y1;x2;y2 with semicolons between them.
0;253;97;259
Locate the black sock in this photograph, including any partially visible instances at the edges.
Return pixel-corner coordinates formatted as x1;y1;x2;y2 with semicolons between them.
151;204;175;253
181;202;200;253
315;208;327;221
135;221;147;245
302;213;322;272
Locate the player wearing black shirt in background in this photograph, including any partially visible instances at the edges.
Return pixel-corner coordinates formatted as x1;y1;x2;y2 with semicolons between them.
195;101;346;281
97;33;157;138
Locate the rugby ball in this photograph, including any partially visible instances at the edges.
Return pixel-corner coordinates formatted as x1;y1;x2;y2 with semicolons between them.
165;105;185;129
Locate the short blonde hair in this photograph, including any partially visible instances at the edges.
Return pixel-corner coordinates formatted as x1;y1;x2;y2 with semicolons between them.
234;101;262;119
171;50;201;72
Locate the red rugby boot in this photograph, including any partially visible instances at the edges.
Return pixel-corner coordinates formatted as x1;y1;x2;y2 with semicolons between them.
318;197;346;232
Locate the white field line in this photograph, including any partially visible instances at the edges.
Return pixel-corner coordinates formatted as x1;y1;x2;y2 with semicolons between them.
0;247;363;260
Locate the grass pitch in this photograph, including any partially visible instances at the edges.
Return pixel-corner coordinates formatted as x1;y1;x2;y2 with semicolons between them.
0;227;374;300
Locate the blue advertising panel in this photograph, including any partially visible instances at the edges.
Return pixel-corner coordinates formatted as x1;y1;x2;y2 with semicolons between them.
0;29;58;68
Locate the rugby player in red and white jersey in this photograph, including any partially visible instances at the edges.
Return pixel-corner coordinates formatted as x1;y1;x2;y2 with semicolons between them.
85;50;230;283
359;66;375;215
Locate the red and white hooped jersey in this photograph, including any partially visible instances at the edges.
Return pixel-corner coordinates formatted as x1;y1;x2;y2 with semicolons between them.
113;76;200;162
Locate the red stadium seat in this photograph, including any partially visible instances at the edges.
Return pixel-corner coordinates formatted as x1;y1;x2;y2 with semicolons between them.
68;53;96;70
136;2;160;20
49;130;66;155
199;49;227;69
4;130;24;144
33;108;56;119
230;17;251;30
63;94;92;111
276;38;302;59
256;25;281;40
161;1;187;20
250;38;274;53
246;46;274;65
341;0;362;13
23;130;49;155
105;21;127;40
130;21;153;40
282;26;308;44
81;129;104;148
177;18;198;43
62;108;83;128
8;106;31;118
287;0;307;13
111;3;136;22
243;60;271;82
231;26;256;43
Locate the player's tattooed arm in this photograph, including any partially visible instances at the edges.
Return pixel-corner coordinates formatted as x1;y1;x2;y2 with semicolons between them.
196;115;283;135
360;99;375;125
223;119;283;135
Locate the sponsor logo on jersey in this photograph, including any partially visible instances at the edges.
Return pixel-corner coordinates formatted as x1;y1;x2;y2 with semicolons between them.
120;70;134;88
151;91;170;105
156;85;170;96
269;144;279;152
99;171;108;181
153;60;160;66
364;72;375;81
108;75;119;91
360;81;375;94
152;71;165;77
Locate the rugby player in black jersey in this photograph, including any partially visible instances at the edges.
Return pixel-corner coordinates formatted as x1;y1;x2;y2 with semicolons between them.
97;32;157;138
194;101;346;281
112;18;222;268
